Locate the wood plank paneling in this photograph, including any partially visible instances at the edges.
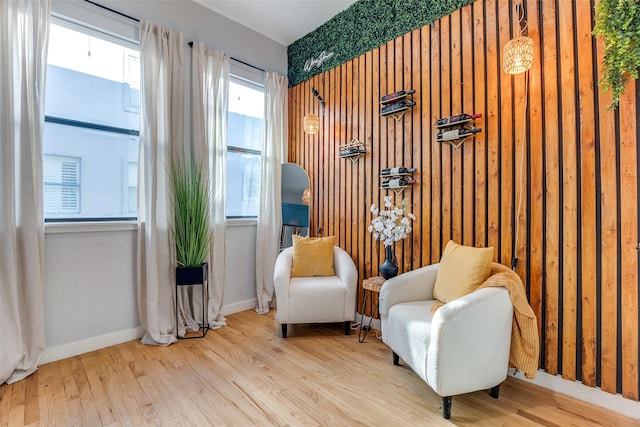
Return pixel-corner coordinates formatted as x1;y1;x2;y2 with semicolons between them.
558;0;579;381
526;0;544;366
287;0;640;402
575;0;598;388
619;78;639;400
541;0;560;377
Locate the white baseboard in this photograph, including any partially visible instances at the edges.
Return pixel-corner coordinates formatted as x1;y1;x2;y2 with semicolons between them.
41;326;144;365
40;299;258;365
509;369;640;420
221;298;257;315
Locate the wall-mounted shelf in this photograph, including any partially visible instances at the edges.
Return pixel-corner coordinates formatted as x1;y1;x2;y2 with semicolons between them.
339;138;366;164
435;113;482;148
380;167;416;194
380;90;416;121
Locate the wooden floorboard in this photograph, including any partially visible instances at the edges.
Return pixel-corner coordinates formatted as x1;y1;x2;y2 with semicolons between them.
1;310;638;426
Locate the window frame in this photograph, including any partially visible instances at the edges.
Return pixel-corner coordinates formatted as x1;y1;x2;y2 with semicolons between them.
225;72;265;219
43;15;140;223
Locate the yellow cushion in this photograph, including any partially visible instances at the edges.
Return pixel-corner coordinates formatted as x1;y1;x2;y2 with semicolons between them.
290;235;335;277
433;240;494;303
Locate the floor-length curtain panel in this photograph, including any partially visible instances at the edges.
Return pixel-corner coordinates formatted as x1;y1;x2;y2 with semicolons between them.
137;21;185;345
255;72;288;314
0;0;50;384
191;42;228;329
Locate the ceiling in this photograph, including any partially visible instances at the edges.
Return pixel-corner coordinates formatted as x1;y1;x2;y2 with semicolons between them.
192;0;358;46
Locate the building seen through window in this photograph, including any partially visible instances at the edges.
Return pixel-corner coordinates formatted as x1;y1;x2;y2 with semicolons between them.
44;22;139;220
226;79;264;218
44;21;264;221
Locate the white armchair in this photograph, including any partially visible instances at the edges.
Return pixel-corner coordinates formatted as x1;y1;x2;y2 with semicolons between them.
379;263;513;419
274;246;358;338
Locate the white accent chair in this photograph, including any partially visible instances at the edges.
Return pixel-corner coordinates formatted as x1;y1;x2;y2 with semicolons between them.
379;263;513;419
274;246;357;338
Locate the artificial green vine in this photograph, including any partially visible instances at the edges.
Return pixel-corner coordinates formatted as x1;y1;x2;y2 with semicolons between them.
593;0;640;109
287;0;473;87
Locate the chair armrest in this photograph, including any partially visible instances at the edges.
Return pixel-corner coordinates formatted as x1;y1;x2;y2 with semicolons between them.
426;287;513;397
273;248;293;322
379;263;440;316
334;246;358;319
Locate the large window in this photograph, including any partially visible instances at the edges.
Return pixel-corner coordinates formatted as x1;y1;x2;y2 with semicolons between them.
226;77;264;218
43;20;139;221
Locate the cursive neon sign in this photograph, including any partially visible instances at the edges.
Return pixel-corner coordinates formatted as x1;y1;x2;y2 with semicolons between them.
303;51;335;72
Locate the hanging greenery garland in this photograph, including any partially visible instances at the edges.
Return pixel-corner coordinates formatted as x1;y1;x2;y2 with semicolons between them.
287;0;473;87
593;0;640;108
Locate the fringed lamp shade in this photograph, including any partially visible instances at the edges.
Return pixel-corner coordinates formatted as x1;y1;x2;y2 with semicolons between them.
503;36;534;74
303;114;319;134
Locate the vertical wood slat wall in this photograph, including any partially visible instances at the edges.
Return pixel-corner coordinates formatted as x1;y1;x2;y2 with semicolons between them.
287;0;639;400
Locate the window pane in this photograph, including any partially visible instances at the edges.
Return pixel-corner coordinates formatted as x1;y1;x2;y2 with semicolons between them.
226;151;261;217
44;122;138;220
228;80;263;151
44;22;139;220
227;77;264;218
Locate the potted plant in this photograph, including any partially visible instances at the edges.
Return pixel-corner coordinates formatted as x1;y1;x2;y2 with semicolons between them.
170;158;211;285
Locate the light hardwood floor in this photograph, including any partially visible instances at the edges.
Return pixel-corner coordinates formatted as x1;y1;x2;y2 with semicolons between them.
2;309;639;426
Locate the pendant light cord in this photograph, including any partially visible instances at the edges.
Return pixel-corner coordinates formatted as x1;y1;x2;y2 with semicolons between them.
512;70;529;270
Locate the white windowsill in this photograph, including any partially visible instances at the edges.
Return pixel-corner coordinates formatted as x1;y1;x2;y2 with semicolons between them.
44;218;257;234
45;221;138;234
226;218;257;227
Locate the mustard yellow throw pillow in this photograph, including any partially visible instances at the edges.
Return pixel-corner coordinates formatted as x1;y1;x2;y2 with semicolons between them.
433;240;494;303
290;235;335;277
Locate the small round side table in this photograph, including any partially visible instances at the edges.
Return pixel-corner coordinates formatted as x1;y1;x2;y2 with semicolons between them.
358;276;385;343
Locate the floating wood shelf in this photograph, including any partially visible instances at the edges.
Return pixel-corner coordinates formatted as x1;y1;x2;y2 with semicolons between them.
380;90;416;121
434;114;482;149
339;137;366;164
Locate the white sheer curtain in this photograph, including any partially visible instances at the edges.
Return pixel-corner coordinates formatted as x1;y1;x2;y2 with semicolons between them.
137;21;185;345
255;72;289;314
191;42;228;329
0;0;50;384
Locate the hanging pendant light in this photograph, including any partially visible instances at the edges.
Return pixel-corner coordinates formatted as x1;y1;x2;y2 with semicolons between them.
303;114;319;134
303;87;325;135
503;4;533;75
503;36;533;74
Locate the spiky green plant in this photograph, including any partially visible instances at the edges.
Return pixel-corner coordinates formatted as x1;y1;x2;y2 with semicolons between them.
170;159;211;267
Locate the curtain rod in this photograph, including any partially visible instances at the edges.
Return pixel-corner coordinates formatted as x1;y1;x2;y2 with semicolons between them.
84;0;266;74
187;42;265;73
84;0;139;22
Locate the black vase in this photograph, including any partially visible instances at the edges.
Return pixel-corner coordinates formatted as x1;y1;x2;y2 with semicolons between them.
379;245;398;279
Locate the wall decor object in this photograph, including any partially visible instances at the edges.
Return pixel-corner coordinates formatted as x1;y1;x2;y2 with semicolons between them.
339;138;366;164
435;113;482;148
380;89;416;120
380;166;416;194
304;50;335;72
287;0;474;86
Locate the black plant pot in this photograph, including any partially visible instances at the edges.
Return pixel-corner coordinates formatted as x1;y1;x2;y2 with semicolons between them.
175;262;209;339
176;263;208;285
379;246;398;279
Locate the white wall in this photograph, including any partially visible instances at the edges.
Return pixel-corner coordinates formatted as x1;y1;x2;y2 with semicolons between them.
43;0;286;363
43;221;258;362
100;0;287;75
